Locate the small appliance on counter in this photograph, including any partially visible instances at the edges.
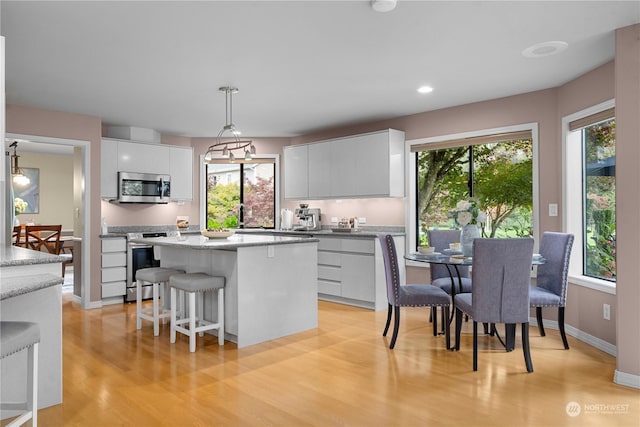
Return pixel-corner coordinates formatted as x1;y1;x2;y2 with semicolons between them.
293;204;321;231
280;209;294;230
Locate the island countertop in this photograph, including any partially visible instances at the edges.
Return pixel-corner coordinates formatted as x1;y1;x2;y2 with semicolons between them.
1;273;64;301
1;245;65;268
129;233;318;249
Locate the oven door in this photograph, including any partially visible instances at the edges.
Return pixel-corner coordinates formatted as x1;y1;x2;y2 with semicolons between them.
126;244;160;303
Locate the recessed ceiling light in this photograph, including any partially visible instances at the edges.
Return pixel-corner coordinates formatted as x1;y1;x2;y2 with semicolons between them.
522;41;568;58
371;0;397;13
417;86;433;94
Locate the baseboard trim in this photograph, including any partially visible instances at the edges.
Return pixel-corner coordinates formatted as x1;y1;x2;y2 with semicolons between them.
528;316;617;356
613;370;640;389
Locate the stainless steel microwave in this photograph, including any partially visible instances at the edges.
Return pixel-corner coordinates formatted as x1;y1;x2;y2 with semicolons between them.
117;172;170;204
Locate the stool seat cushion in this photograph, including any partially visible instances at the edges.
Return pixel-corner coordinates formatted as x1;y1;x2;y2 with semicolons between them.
136;267;185;283
0;321;40;358
170;273;225;292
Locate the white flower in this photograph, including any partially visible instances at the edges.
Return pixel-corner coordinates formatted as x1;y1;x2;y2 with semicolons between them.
456;200;471;211
457;211;472;226
476;211;487;223
14;197;28;214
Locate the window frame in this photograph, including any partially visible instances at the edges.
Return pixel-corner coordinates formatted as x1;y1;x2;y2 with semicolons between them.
562;99;616;295
405;123;540;267
199;154;280;230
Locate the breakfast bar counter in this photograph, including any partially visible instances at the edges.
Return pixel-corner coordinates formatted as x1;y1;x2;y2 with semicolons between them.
1;245;64;420
130;234;319;348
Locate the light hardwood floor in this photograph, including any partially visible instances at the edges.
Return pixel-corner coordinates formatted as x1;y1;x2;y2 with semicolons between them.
6;291;639;426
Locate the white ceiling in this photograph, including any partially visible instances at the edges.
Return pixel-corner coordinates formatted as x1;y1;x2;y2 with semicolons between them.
2;1;639;141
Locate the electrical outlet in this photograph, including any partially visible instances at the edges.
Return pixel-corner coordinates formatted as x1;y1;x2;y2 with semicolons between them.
603;303;611;320
549;203;558;217
358;217;366;224
331;217;338;224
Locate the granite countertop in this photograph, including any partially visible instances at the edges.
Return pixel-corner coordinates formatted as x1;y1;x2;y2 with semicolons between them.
1;273;64;301
237;228;405;238
0;245;65;268
129;233;319;250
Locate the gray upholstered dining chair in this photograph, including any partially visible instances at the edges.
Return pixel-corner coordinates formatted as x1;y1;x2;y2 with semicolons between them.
427;229;472;294
379;234;452;349
454;238;535;372
529;232;574;349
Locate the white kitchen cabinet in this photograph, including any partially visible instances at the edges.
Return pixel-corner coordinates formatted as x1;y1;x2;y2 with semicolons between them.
100;138;193;201
316;235;396;310
101;237;127;301
283;144;309;199
286;129;405;200
100;139;119;199
117;140;171;174
169;146;193;201
307;142;332;198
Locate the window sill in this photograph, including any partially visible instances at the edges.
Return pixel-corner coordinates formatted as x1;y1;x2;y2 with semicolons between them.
569;274;616;295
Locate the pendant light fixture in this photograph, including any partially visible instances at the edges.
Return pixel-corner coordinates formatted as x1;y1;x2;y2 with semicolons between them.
205;86;256;163
9;141;31;186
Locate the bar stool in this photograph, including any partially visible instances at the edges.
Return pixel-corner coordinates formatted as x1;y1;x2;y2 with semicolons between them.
169;273;225;352
136;267;185;336
0;321;40;427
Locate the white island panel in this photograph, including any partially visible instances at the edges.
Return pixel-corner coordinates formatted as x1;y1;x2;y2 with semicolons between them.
153;236;318;348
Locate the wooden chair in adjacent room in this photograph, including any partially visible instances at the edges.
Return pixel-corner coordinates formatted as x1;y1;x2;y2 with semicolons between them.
24;225;62;255
12;225;23;247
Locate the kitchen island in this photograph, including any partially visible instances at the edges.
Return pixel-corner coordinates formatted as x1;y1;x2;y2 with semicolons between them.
129;233;319;348
1;245;64;420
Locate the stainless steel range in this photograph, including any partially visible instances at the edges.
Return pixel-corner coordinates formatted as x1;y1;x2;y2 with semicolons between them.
125;232;166;302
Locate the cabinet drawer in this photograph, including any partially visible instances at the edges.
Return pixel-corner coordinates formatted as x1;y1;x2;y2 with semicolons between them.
318;279;341;296
318;251;341;266
102;252;127;268
102;238;126;253
102;266;126;283
318;265;341;282
342;239;375;254
102;281;126;298
317;238;342;251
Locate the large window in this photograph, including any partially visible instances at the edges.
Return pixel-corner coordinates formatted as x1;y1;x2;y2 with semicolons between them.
205;159;277;229
413;132;533;247
565;103;616;285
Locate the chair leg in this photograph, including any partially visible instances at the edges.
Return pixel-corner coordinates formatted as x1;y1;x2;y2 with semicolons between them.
152;282;160;336
473;321;478;371
558;307;569;350
432;306;438;337
189;291;197;353
443;306;451;350
454;308;463;351
505;323;516;352
383;303;392;336
522;322;534;373
136;280;143;330
536;307;546;336
217;288;225;346
170;288;177;344
389;305;400;349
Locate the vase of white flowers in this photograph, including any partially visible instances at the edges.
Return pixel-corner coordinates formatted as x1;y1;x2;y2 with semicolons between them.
450;198;486;256
14;197;28;226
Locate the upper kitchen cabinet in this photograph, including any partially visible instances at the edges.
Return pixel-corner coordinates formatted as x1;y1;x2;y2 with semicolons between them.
100;138;193;200
285;129;405;200
283;144;309;199
169;146;193;201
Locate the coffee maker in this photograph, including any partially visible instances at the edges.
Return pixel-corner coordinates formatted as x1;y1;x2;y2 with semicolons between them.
294;204;322;231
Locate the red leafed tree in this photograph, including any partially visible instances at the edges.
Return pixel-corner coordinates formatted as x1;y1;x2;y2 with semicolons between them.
243;176;275;227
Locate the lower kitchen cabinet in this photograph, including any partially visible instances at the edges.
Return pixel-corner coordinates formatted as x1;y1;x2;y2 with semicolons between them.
101;237;127;303
317;235;404;310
